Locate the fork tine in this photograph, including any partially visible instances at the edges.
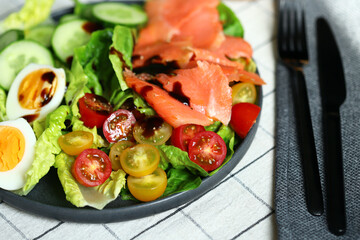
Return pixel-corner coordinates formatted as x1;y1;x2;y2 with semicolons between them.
287;1;298;59
299;8;309;61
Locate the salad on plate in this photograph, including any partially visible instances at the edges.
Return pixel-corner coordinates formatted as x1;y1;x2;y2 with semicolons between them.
0;0;265;210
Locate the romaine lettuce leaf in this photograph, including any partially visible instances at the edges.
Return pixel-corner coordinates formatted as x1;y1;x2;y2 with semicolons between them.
133;92;156;116
32;118;46;139
162;168;202;197
55;152;126;210
17;105;70;195
1;0;55;32
0;87;7;121
156;145;209;177
74;29;116;98
109;25;134;91
110;88;134;110
217;2;244;38
209;125;236;176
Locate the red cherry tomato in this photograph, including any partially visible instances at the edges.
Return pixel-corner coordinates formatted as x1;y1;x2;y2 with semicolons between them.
71;149;112;187
171;124;205;151
230;103;261;139
78;93;113;128
103;109;136;143
188;131;227;172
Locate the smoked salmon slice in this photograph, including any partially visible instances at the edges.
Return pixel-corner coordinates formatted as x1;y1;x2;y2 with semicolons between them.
155;61;233;125
221;66;266;85
137;0;224;49
124;70;213;128
133;41;244;70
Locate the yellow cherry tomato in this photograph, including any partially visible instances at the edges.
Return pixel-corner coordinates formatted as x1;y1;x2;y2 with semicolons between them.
120;144;160;177
109;140;135;170
231;82;257;105
127;167;168;202
58;131;93;156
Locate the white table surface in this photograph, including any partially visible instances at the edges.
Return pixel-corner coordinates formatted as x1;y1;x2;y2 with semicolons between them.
0;0;277;239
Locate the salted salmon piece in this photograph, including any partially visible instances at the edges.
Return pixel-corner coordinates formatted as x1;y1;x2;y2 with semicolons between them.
124;70;213;128
213;36;253;60
156;61;233;125
133;40;244;70
173;6;225;49
137;0;224;49
133;40;194;69
221;66;266;85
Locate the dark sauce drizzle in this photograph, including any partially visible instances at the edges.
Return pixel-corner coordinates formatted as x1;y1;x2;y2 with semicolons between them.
140;117;164;138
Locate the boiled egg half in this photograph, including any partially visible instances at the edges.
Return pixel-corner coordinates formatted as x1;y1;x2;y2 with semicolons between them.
6;63;66;122
0;118;36;190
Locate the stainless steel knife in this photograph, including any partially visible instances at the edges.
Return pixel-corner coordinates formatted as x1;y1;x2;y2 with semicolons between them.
316;18;346;236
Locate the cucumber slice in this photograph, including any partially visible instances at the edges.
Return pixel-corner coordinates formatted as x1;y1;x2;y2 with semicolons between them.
0;40;54;90
92;2;147;26
25;25;55;47
0;30;24;52
59;14;81;24
52;19;92;63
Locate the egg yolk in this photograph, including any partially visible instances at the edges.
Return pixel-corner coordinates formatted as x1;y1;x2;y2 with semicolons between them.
0;126;25;172
18;68;58;110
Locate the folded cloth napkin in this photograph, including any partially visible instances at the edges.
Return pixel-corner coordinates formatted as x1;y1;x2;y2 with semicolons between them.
275;0;360;239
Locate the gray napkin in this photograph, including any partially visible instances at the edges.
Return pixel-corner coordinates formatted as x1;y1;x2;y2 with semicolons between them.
275;0;360;239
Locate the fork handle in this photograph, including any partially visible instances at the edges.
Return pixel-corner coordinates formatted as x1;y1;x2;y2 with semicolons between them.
292;69;324;216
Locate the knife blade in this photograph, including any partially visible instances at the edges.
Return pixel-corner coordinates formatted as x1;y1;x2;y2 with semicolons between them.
316;17;346;236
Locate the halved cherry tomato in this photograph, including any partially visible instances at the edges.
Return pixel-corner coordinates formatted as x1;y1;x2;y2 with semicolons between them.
79;93;113;128
230;103;261;139
231;82;257;105
171;124;205;151
103;109;136;143
109;140;135;170
133;117;172;146
71;149;112;187
58;131;93;156
120;144;160;177
188;131;227;172
127;167;167;202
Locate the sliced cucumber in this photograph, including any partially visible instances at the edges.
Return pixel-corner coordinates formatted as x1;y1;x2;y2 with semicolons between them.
92;2;147;26
52;19;92;63
59;14;81;24
0;30;24;52
25;25;55;48
0;40;54;90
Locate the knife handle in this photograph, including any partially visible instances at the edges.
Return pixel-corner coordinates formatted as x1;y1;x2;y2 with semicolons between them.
324;111;346;235
292;69;324;216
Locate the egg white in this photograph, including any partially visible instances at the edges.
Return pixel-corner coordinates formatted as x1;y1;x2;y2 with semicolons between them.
0;118;36;191
6;63;66;121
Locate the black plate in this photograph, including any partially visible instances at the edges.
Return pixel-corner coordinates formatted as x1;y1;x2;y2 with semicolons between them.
0;2;263;223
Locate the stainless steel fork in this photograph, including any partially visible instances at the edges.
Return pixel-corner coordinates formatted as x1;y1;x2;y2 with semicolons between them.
277;0;324;216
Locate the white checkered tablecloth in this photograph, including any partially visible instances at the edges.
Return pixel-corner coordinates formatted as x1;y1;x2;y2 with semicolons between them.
0;0;277;239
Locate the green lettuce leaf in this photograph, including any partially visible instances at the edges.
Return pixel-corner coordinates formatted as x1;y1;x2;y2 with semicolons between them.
17;105;70;195
32;118;46;139
110;88;134;110
109;25;134;91
74;29;116;98
1;0;55;32
133;93;156;116
217;2;244;38
156;145;209;177
209;125;236;176
55;152;126;209
162;168;202;197
0;87;7;121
